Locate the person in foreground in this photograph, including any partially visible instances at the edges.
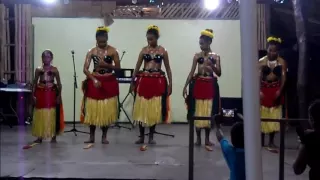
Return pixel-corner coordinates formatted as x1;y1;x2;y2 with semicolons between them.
293;100;320;180
81;26;120;144
215;115;245;180
259;36;287;152
183;29;221;149
131;25;172;145
32;50;65;143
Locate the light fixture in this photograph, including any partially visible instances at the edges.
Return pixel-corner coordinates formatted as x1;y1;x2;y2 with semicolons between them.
204;0;219;10
132;0;138;4
43;0;57;4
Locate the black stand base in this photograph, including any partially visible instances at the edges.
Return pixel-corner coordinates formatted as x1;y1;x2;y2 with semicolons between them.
144;131;175;138
110;123;131;130
64;128;89;136
111;92;135;129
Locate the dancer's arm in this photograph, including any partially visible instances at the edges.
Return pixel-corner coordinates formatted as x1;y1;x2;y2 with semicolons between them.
54;67;62;103
279;58;287;93
183;54;197;90
83;50;95;81
32;68;40;98
212;54;221;77
293;144;307;175
163;49;172;95
130;50;144;92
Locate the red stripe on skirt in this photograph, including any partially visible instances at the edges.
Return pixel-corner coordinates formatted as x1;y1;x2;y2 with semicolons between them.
35;86;57;109
85;75;119;100
260;81;284;107
193;77;215;99
135;73;166;99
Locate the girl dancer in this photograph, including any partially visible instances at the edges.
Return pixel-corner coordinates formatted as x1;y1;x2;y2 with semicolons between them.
131;25;172;146
259;36;287;152
81;26;120;144
32;50;65;143
183;29;221;150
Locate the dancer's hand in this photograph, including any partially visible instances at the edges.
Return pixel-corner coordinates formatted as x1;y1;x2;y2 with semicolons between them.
56;95;61;104
93;78;101;88
129;83;135;93
275;90;281;99
182;87;188;99
260;91;264;99
33;96;37;105
167;85;172;96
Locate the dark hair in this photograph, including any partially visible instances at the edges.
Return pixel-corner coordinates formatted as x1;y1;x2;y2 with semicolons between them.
230;122;244;148
147;28;159;39
200;29;213;43
96;30;108;39
309;100;320;125
42;50;53;58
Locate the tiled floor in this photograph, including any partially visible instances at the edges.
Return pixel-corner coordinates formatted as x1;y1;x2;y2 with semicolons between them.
0;124;309;180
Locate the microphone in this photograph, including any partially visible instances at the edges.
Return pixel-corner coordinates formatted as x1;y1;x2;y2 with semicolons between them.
71;50;75;55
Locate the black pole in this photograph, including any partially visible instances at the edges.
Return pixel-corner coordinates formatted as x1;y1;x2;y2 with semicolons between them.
64;50;88;135
279;122;285;180
188;117;194;180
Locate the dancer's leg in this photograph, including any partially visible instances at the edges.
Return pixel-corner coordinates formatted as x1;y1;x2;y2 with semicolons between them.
205;128;213;146
195;128;201;146
135;124;145;144
84;125;96;143
101;126;109;144
148;125;156;144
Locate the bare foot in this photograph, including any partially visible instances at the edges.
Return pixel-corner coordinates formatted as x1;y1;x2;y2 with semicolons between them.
205;140;214;147
135;138;144;144
84;139;94;144
148;139;156;145
195;138;201;146
101;139;109;144
33;138;42;143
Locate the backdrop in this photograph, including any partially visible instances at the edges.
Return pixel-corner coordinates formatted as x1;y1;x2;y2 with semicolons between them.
32;18;241;122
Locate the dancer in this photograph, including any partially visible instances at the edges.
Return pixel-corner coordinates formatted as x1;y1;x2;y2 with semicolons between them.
31;50;65;143
183;29;221;150
259;36;287;152
131;25;172;145
81;26;120;144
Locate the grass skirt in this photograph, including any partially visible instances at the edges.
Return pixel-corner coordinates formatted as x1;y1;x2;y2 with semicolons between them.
81;75;119;127
186;76;221;128
31;85;65;138
132;71;170;127
260;81;284;133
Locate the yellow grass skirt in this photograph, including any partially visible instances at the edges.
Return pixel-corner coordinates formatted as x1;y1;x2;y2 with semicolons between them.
133;95;162;127
194;99;212;128
83;96;118;127
261;105;282;133
32;108;56;138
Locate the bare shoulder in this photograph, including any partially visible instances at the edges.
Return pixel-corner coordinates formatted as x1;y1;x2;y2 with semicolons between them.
258;56;267;64
107;45;119;54
278;56;286;65
210;52;220;59
158;45;167;52
35;66;42;73
194;52;201;59
51;66;59;71
88;47;96;54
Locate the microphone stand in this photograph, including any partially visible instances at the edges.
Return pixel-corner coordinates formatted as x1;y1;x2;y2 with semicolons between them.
64;50;89;136
110;51;135;130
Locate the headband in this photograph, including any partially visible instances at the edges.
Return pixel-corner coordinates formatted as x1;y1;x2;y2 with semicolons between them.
267;36;282;44
96;26;110;33
201;29;214;39
147;25;160;33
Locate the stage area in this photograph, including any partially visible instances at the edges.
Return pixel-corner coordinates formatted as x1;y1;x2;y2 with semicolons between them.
0;124;308;180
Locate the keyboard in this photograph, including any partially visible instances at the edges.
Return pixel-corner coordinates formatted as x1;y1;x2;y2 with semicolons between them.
117;78;132;83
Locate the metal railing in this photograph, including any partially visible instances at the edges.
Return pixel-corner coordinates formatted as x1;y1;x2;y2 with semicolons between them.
188;115;309;180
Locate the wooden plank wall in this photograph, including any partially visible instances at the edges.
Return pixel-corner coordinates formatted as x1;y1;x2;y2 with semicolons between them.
14;4;33;83
31;1;116;17
0;4;5;80
257;4;267;50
